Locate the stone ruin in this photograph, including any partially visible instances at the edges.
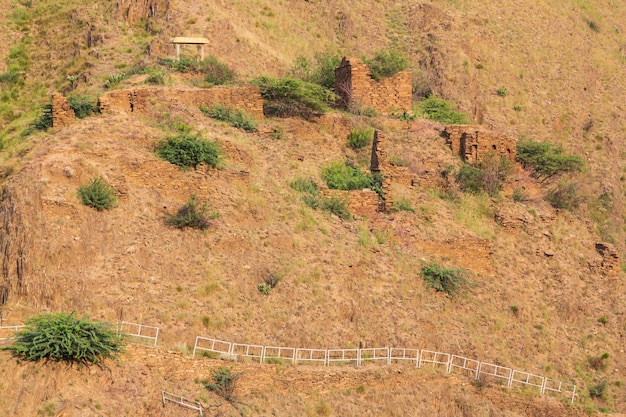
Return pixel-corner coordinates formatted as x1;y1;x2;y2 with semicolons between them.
97;85;264;119
51;92;75;128
334;57;412;115
593;242;621;276
442;125;516;163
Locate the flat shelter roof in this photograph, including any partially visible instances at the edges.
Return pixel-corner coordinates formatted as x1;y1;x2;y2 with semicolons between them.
170;37;210;44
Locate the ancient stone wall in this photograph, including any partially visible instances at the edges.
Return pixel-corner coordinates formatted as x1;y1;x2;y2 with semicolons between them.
370;130;415;210
98;85;264;119
323;189;381;218
442;125;516;163
115;0;170;24
51;93;75;128
594;242;621;276
335;57;412;115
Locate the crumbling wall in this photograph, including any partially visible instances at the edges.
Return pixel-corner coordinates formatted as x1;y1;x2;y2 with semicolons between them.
335;57;412;115
51;93;75;128
98;85;264;119
322;189;380;218
370;130;414;210
594;242;621;276
442;125;516;163
115;0;170;24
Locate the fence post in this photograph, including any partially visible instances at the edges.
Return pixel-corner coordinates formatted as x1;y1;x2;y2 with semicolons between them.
571;385;576;404
161;391;165;406
153;327;159;347
192;336;199;356
357;349;361;367
261;346;266;364
324;350;329;367
476;362;483;380
540;377;547;395
507;369;514;387
387;347;391;365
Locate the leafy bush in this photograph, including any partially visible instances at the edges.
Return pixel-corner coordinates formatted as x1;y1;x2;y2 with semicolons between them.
200;104;256;132
68;94;98;119
391;197;415;213
166;195;218;230
159;56;235;85
78;176;117;211
322;161;374;191
320;195;350;220
589;381;608;400
496;86;508;97
202;367;242;402
4;312;121;365
258;271;282;295
155;134;221;169
289;51;342;90
456;154;512;197
588;352;610;371
145;70;165;85
291;176;350;219
516;140;583;180
290;177;319;195
363;50;408;80
421;262;471;296
104;72;127;89
546;181;582;210
251;76;336;119
31;103;53;131
418;95;469;124
347;127;374;150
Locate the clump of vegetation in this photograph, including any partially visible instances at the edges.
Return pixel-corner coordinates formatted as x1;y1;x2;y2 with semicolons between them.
78;176;117;211
588;352;610;371
456;153;512;197
145;70;166;85
202;367;242;402
68;94;98;119
200;104;256;132
104;72;127;89
347;127;374;150
290;176;351;220
418;95;470;124
322;161;375;191
588;381;608;400
159;56;235;85
496;86;508;97
546;181;582;210
258;271;282;295
421;262;471;297
165;195;218;230
289;51;342;90
516;140;583;180
251;76;336;119
363;50;408;80
31;103;53;131
155;134;221;169
4;312;122;365
391;197;415;213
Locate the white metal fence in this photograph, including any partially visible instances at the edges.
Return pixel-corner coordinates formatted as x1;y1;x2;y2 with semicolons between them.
118;321;159;347
0;325;24;344
162;391;202;416
192;335;576;403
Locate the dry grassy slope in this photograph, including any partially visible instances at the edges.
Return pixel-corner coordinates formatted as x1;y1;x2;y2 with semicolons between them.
0;0;625;415
0;345;583;417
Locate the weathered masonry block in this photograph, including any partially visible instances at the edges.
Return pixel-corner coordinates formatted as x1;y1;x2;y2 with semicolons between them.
51;93;75;128
98;85;264;119
442;125;516;163
322;189;381;218
335;57;412;115
370;130;414;210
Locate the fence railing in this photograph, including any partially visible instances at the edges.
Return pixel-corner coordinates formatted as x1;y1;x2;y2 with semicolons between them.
162;391;202;416
192;335;576;403
118;321;159;347
0;325;25;344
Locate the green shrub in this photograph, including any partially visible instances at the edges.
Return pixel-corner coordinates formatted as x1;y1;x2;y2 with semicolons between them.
165;195;218;230
418;95;469;124
363;50;408;80
516;140;583;180
290;177;319;195
320;195;350;220
158;56;235;84
31;103;53;131
258;271;282;295
68;94;98;119
421;262;471;296
347;128;374;150
322;161;374;191
155;134;221;169
251;76;336;119
104;72;126;89
78;176;117;211
456;154;512;197
289;51;342;90
202;367;242;402
4;312;121;365
546;181;581;210
145;70;165;85
496;86;508;97
456;164;485;195
200;104;256;132
589;381;608;399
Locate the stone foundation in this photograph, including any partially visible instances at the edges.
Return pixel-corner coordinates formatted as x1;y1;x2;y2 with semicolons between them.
322;189;381;219
370;130;415;210
51;93;75;128
442;125;516;163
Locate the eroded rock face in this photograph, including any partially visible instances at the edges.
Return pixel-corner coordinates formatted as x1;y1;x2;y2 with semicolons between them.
593;242;621;276
115;0;170;25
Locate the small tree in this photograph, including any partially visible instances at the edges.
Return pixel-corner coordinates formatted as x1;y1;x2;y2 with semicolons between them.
421;262;471;297
516;140;583;181
166;195;218;230
202;367;242;402
78;176;117;210
4;312;122;365
155;134;221;169
363;50;408;80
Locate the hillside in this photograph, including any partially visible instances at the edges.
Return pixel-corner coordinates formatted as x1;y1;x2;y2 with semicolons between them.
0;0;625;416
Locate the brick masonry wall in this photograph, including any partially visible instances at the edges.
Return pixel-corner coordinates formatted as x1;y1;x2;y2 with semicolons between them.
370;130;415;210
51;93;75;128
442;125;516;163
98;85;264;119
323;189;380;218
335;57;412;115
